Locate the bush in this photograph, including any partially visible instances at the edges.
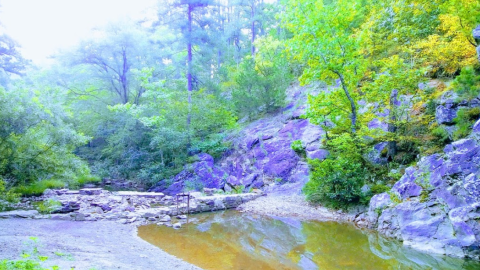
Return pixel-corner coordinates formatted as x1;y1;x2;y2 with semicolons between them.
370;184;391;195
453;66;480;101
37;199;62;214
0;179;20;211
291;140;306;157
14;180;65;197
453;107;480;140
70;174;101;189
303;134;367;209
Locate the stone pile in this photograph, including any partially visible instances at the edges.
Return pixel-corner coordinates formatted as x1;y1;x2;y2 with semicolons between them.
0;188;262;228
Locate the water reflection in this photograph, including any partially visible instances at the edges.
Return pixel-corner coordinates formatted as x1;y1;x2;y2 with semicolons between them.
137;211;480;270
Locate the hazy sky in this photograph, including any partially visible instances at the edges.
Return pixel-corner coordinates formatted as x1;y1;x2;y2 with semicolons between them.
0;0;157;65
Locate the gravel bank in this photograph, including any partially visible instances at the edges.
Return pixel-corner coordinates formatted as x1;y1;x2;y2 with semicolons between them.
238;193;356;222
0;219;202;270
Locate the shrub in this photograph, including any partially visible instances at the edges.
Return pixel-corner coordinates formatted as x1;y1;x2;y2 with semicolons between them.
14;180;65;197
70;174;101;189
0;179;20;211
370;184;391;195
453;66;480;101
291;140;306;157
303;134;367;209
453;107;480;140
36;199;62;214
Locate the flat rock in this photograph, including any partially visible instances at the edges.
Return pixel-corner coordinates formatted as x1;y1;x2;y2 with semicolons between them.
0;210;39;219
79;188;103;195
115;191;165;198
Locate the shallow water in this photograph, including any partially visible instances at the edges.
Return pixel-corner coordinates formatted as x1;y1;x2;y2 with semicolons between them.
138;211;480;270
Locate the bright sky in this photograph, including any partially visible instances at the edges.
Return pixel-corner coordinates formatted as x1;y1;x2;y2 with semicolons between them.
0;0;157;65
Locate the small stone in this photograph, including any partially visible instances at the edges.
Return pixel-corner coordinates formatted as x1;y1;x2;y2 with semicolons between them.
159;215;171;222
118;219;128;224
128;217;137;223
173;222;182;229
75;213;86;221
176;215;187;219
148;217;156;222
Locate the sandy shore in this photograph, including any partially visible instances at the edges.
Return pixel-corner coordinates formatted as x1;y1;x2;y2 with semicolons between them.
0;219;202;270
238;193;357;222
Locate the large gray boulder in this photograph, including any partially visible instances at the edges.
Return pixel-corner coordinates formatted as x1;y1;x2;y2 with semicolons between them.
435;91;459;125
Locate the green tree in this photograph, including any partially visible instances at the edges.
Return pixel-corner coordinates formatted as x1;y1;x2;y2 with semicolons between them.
284;0;367;133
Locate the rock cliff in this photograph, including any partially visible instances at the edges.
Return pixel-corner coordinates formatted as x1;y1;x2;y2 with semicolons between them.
365;120;480;260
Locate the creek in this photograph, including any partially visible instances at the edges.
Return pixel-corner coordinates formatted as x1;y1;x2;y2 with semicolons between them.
138;211;480;270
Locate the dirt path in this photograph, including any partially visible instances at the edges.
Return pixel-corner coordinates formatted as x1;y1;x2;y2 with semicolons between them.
0;219;202;270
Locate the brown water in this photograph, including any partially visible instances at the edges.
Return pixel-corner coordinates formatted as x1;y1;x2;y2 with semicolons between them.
138;211;480;270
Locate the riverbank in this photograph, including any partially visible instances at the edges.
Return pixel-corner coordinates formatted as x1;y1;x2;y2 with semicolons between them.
0;219;202;270
237;181;362;223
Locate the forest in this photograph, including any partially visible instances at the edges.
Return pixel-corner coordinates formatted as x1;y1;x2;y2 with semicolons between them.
1;0;479;210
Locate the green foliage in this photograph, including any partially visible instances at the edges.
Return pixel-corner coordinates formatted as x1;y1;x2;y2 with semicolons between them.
0;179;20;211
14;180;65;197
36;199;62;214
453;107;480;140
73;175;101;187
416;170;433;203
0;86;90;188
453;66;480;100
232;185;245;194
291;140;305;157
183;178;204;193
303;134;367;209
370;184;391;195
227;36;292;120
387;191;402;205
0;237;59;270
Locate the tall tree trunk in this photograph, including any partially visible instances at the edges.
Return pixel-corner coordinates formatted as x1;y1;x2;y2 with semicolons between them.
387;89;399;162
251;5;255;56
187;4;193;148
121;48;129;104
335;71;357;133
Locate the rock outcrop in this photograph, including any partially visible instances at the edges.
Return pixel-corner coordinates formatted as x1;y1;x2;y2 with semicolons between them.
365;120;480;260
151;84;326;195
